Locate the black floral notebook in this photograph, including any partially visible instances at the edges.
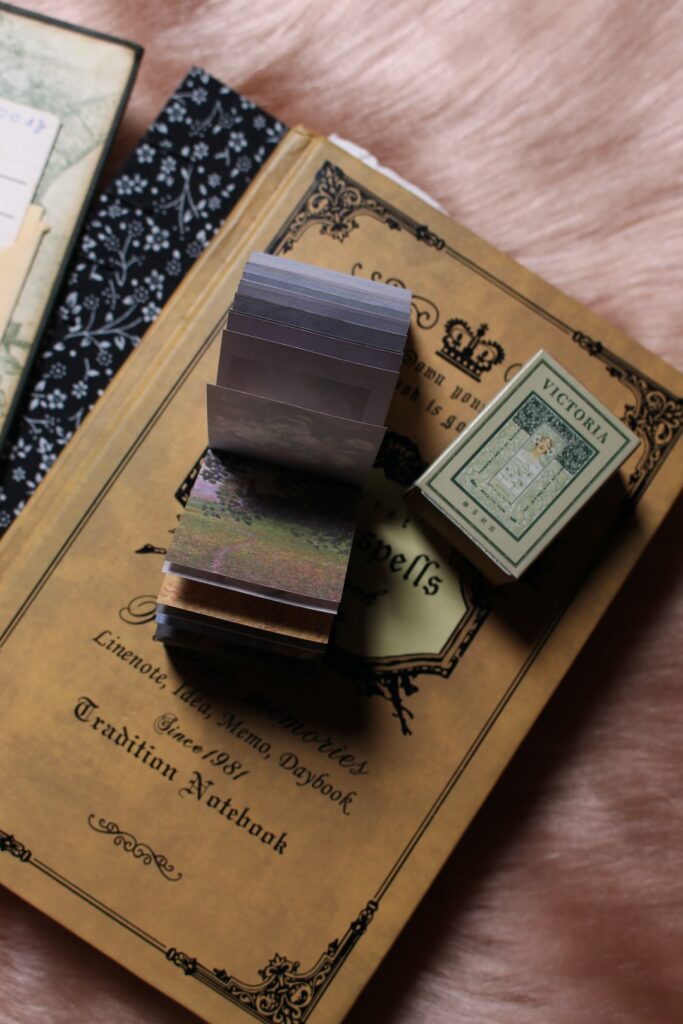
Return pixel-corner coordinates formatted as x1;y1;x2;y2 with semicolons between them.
0;67;285;532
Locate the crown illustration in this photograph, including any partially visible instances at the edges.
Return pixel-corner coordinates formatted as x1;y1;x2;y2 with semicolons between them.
437;319;505;381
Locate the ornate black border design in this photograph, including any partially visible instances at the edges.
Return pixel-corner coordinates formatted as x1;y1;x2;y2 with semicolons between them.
571;332;683;502
1;158;680;1024
195;900;375;1022
87;815;182;883
272;162;401;252
1;824;373;1024
269;161;682;504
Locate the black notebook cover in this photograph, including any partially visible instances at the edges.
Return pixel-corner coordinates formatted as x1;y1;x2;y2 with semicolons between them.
0;67;286;534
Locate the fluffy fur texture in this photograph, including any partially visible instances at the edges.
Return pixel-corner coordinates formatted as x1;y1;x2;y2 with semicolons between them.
1;1;682;1022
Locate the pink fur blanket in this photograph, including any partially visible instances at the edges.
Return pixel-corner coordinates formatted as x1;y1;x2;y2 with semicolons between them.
2;1;681;1022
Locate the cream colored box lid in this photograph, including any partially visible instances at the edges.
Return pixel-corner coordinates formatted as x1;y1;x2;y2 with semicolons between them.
414;351;639;579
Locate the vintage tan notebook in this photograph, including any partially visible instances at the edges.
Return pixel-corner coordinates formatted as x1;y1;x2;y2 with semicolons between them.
1;128;681;1024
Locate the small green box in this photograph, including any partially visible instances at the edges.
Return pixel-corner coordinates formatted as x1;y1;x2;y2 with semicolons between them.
407;351;639;583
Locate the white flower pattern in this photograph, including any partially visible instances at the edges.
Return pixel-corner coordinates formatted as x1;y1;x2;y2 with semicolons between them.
0;68;286;532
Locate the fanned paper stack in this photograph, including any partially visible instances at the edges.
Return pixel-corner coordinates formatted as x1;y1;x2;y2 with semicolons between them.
155;253;412;659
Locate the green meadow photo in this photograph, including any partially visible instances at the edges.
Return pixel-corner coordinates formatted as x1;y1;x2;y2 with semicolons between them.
168;449;359;605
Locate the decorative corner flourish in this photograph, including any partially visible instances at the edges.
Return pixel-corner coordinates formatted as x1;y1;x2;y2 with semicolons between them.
273;162;402;253
165;900;378;1023
571;331;683;499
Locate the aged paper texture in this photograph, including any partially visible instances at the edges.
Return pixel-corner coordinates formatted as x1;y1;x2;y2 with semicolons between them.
1;130;681;1024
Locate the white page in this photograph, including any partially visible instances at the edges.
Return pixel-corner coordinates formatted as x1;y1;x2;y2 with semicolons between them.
0;97;60;247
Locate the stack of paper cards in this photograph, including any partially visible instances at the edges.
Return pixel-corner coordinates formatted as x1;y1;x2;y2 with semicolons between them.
156;253;412;658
